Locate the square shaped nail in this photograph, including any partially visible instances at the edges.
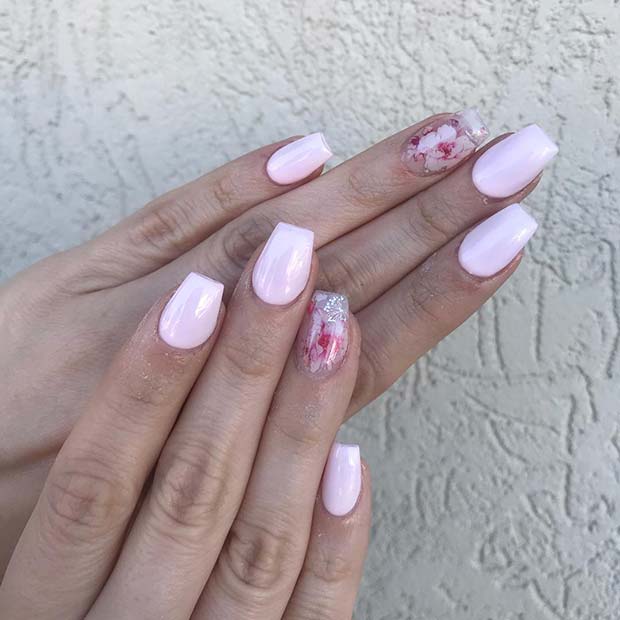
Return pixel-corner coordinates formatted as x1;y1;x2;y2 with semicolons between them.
402;108;489;175
296;291;349;377
252;222;314;305
472;124;559;198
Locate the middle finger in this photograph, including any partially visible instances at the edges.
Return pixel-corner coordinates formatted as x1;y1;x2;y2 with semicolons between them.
193;291;360;619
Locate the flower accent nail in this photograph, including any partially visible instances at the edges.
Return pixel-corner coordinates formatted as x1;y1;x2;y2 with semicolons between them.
296;291;349;377
402;108;489;175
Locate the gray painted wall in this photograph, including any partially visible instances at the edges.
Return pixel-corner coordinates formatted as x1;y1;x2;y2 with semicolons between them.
2;1;619;617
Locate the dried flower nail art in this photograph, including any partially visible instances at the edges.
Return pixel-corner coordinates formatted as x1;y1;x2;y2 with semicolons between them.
402;108;489;175
296;291;349;377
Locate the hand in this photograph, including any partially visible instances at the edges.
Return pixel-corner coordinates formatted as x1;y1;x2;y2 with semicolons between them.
0;230;371;619
0;111;557;571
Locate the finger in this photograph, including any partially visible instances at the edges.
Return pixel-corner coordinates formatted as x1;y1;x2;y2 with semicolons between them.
349;203;538;415
150;109;490;293
193;294;360;619
75;136;330;288
0;273;225;620
283;448;371;620
317;130;548;312
88;223;318;620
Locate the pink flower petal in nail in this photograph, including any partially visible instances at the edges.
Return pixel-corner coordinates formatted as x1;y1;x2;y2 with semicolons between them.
296;291;349;377
403;108;489;175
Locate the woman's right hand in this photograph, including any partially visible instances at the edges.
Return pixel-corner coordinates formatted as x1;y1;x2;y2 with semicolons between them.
1;224;371;620
0;110;557;572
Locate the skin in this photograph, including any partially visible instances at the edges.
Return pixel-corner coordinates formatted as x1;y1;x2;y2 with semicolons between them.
0;246;371;619
0;115;541;575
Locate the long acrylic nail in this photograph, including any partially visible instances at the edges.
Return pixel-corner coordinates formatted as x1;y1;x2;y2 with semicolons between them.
159;272;224;349
267;133;333;185
296;291;349;378
458;203;538;277
252;222;314;305
322;442;362;517
402;108;488;175
472;124;559;198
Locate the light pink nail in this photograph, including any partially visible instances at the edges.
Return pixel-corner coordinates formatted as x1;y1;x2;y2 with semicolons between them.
296;291;349;377
266;133;333;185
322;442;362;517
472;124;558;198
159;272;224;349
402;108;489;175
458;203;538;277
252;222;314;305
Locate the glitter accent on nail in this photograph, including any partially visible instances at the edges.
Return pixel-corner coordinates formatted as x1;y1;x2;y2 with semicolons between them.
297;291;349;377
402;108;489;175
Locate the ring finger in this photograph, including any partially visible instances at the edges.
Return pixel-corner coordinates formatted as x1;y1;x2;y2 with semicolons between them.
193;292;360;619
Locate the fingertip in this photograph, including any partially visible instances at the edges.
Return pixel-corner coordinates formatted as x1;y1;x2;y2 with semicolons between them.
266;133;334;186
321;442;363;518
158;272;225;350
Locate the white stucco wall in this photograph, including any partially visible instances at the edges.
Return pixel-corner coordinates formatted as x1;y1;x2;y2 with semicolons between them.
2;1;619;617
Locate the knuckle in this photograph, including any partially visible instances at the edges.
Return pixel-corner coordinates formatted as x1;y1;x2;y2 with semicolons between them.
409;193;454;247
44;459;132;544
342;165;387;210
266;410;325;456
284;599;336;619
219;213;275;273
405;277;447;327
318;251;359;297
219;330;278;382
305;547;354;586
209;171;241;213
130;198;195;257
222;517;301;592
407;259;480;322
151;439;229;534
99;369;172;430
115;377;164;411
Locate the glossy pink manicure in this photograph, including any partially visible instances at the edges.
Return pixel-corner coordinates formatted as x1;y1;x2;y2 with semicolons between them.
252;222;314;305
458;203;538;277
402;108;488;175
159;272;224;349
322;443;362;517
296;291;349;377
472;124;559;198
266;133;333;185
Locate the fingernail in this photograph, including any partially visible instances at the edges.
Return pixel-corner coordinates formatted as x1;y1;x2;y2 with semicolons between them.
458;203;538;277
322;442;362;517
267;133;333;185
472;124;559;198
252;222;314;305
402;108;489;175
296;291;349;377
159;272;224;349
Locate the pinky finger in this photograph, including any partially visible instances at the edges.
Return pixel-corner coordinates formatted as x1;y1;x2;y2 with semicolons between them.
283;443;371;620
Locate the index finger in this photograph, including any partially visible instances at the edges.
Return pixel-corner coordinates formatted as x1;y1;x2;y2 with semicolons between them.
0;272;225;620
75;135;331;288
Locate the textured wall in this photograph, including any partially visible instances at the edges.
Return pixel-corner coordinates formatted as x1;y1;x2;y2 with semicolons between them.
2;1;619;617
